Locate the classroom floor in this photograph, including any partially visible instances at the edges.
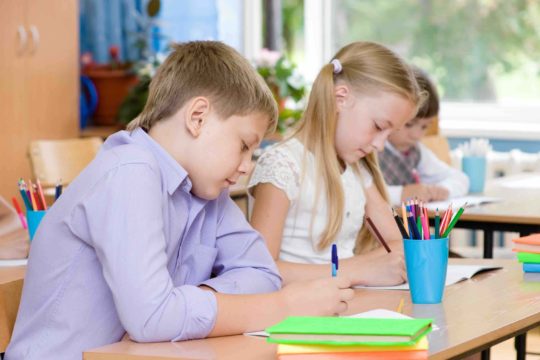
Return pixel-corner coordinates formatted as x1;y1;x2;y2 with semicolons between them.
492;328;540;359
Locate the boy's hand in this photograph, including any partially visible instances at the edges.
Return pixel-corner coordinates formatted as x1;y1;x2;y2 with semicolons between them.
280;277;354;316
401;184;432;202
401;184;449;202
427;185;449;201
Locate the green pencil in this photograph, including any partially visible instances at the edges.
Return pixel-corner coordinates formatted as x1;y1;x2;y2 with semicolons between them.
442;203;467;238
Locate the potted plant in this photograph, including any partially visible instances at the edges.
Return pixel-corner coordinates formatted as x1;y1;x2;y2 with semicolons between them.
255;49;306;136
82;46;139;126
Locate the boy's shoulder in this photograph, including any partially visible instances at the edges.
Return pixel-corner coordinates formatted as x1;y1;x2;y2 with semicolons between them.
99;130;161;171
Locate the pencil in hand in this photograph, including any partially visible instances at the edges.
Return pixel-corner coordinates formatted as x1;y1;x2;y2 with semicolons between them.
365;217;392;253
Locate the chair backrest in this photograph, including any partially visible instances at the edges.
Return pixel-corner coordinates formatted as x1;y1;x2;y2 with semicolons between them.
28;137;103;187
421;135;452;165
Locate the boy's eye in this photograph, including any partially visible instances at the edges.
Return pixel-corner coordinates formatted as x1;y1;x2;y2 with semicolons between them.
374;122;383;131
241;141;249;152
405;122;414;128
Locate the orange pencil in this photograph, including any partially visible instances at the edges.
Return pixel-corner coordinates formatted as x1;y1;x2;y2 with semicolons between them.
36;179;48;210
27;180;37;211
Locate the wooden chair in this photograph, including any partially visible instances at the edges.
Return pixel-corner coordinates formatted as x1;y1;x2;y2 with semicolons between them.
28;137;103;188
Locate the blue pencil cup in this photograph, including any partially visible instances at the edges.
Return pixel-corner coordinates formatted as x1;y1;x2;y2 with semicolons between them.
404;237;449;304
462;156;487;193
27;210;46;241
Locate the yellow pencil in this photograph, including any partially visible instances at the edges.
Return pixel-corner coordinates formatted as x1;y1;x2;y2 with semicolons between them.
397;298;404;314
401;203;409;235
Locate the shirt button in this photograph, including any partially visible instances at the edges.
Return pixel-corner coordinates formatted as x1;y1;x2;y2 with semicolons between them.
346;211;351;218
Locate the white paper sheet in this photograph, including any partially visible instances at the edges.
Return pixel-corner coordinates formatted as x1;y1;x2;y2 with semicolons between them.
354;264;502;290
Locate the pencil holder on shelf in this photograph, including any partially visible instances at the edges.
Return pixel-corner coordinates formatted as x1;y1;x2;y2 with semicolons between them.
27;210;46;241
403;237;449;304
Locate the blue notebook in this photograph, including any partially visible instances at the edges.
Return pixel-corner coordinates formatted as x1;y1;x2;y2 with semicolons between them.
523;263;540;273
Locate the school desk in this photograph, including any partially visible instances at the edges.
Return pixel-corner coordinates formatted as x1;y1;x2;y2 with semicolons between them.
84;259;539;360
0;265;25;353
447;173;540;258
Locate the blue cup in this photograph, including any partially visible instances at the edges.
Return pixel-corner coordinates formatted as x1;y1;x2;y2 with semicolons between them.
462;156;487;193
27;210;46;241
404;237;449;304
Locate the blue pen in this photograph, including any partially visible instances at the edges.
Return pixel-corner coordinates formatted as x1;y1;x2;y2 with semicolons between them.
331;263;337;277
331;244;338;270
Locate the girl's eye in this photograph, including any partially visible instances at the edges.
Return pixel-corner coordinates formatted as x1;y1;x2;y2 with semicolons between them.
374;122;383;131
241;142;249;152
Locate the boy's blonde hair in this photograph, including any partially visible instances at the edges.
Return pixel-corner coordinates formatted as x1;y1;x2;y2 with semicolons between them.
127;41;278;134
292;41;424;253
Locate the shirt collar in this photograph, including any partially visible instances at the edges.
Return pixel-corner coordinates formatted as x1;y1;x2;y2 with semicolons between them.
131;127;192;195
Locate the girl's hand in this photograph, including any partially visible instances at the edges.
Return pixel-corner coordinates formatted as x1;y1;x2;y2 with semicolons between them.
280;277;354;316
346;251;407;286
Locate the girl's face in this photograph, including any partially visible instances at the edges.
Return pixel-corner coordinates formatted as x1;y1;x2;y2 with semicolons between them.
334;87;416;165
388;116;435;152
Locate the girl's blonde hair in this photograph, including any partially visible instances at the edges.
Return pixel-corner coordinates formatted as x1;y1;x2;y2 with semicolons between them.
127;41;278;135
291;41;424;253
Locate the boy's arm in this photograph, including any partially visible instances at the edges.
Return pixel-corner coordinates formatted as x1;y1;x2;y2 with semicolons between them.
417;143;469;197
199;193;282;294
73;164;217;343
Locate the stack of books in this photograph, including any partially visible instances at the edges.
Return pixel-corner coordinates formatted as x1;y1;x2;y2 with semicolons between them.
513;234;540;272
266;316;432;359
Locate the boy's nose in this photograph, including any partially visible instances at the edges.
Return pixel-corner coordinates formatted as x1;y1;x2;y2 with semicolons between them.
238;155;253;174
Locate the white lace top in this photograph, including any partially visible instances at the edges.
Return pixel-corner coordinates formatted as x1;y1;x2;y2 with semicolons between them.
248;138;373;264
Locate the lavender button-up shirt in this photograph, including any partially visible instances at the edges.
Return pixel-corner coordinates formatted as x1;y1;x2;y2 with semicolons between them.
5;128;281;360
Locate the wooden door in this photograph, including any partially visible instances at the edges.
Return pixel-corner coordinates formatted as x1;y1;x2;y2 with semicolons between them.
26;0;78;141
0;0;31;200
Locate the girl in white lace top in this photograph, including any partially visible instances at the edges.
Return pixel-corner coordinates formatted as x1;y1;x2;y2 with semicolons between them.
249;41;426;287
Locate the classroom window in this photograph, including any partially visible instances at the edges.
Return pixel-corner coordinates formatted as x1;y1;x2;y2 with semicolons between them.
301;0;540;141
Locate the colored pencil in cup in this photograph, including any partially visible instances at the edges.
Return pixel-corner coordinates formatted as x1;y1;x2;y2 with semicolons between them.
442;203;467;238
392;207;409;238
11;197;27;229
36;179;47;210
435;209;440;238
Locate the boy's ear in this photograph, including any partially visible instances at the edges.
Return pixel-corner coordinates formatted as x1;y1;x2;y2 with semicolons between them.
334;85;349;110
185;97;211;137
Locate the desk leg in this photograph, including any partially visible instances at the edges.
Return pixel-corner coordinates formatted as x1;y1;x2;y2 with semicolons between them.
515;333;526;360
481;349;490;360
483;229;494;259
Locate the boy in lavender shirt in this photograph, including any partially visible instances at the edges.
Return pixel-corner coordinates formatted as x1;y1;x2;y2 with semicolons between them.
6;42;354;360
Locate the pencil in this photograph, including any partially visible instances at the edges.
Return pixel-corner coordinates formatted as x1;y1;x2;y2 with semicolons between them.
401;202;409;235
27;180;37;211
11;197;27;229
365;217;392;253
442;203;467;238
396;298;404;313
36;179;47;210
392;207;409;238
435;209;440;238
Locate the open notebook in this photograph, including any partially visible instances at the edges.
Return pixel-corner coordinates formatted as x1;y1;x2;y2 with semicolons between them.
424;196;501;212
354;265;502;290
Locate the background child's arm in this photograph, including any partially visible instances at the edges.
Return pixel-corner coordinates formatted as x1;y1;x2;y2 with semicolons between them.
251;183;405;286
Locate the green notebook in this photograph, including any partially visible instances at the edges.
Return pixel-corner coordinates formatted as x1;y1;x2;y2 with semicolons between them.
517;252;540;263
266;316;433;346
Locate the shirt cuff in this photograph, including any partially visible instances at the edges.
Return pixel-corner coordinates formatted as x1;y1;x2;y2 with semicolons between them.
171;285;217;341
